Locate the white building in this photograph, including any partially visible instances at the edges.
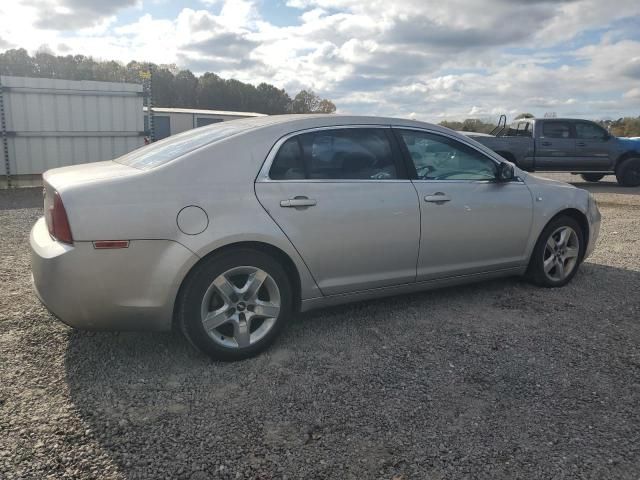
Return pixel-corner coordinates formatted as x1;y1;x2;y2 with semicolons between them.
0;74;269;187
144;107;266;140
1;75;144;187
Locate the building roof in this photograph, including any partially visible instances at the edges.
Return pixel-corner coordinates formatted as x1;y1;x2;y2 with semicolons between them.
144;106;266;117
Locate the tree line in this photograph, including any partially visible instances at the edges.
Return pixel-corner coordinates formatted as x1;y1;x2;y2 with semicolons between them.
0;48;336;115
1;49;637;133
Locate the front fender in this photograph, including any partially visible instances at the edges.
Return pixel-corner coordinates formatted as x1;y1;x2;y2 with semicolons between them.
523;175;591;260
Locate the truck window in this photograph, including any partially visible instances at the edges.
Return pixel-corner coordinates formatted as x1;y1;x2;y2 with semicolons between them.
542;121;573;139
506;121;532;137
576;122;608;140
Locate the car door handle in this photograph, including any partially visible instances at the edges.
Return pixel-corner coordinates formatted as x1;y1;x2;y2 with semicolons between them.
280;197;317;208
424;193;451;203
576;142;586;147
541;141;552;146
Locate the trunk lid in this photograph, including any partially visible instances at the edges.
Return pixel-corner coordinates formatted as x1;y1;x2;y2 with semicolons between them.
43;160;142;192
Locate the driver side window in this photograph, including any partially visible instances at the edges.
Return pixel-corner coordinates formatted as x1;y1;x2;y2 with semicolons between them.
398;130;497;181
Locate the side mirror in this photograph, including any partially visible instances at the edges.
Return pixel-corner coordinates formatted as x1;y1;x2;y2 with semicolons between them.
496;161;515;182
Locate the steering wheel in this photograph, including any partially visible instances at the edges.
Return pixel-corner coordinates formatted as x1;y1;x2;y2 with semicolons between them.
416;165;435;178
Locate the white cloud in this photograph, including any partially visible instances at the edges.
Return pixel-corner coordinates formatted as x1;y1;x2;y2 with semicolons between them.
0;0;639;120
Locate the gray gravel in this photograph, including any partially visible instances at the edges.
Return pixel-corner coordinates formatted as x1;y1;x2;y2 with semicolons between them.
1;175;639;479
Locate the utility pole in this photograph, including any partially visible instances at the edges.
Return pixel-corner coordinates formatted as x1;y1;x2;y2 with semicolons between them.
0;76;11;188
141;66;155;142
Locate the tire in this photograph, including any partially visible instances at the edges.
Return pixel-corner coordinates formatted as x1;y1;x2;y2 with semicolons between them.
616;157;640;187
178;248;293;360
580;173;605;182
526;216;584;288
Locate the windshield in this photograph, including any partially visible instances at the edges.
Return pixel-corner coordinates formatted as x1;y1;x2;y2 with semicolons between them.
115;122;253;170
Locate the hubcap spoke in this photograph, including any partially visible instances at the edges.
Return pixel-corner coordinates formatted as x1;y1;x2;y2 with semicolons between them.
242;270;267;301
213;275;237;304
565;246;579;259
546;237;557;250
544;255;555;273
557;228;569;248
555;258;565;278
253;301;280;318
203;309;231;331
234;319;251;347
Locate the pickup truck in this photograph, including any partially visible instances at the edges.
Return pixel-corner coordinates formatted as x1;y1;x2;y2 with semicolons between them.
466;118;640;186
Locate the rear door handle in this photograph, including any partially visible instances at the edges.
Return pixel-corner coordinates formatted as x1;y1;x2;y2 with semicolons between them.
541;141;552;146
424;193;451;203
576;142;586;147
280;197;317;208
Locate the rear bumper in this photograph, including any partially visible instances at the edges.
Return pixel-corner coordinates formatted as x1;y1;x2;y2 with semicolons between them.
30;217;198;331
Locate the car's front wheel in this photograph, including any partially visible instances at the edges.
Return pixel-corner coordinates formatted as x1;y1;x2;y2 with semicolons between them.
527;216;584;287
178;248;293;360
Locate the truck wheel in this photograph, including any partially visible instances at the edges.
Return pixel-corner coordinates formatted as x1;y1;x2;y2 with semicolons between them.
616;158;640;187
580;173;605;182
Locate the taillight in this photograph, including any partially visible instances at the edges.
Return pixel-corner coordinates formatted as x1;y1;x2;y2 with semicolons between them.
46;190;73;244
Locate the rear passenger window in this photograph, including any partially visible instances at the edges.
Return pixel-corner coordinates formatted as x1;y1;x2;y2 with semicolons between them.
506;122;532;137
542;122;573;139
269;138;305;180
269;128;398;180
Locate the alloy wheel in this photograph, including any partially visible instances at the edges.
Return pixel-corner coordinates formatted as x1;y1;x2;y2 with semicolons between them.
200;266;281;348
543;226;580;282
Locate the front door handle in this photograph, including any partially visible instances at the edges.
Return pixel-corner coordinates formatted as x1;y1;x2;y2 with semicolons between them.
280;197;317;208
576;142;586;147
424;193;451;204
541;141;552;146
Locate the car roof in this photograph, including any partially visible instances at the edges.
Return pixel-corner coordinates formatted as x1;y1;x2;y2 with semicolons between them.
220;113;456;135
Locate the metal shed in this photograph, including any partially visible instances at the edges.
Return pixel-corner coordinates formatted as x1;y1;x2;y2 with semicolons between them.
144;107;266;140
0;75;144;187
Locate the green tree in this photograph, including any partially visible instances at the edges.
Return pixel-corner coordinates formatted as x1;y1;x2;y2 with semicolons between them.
601;117;640;137
173;70;198;108
291;90;336;114
440;118;496;134
0;49;336;115
256;83;291;114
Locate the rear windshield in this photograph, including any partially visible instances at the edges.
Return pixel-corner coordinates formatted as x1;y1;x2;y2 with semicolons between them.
115;122;252;169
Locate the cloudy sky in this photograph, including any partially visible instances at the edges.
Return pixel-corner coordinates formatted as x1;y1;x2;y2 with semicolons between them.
1;0;639;121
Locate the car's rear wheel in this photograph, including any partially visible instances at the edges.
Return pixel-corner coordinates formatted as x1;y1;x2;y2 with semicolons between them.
616;157;640;187
178;249;292;360
526;216;584;287
580;173;605;182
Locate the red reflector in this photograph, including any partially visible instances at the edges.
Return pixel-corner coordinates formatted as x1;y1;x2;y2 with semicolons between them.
93;240;130;249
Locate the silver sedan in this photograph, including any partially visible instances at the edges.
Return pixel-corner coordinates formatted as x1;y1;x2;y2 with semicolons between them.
31;115;601;359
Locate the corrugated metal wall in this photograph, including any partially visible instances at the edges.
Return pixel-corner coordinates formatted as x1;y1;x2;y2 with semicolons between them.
0;75;144;181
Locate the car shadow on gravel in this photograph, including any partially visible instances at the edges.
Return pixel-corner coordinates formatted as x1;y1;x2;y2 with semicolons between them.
64;262;640;479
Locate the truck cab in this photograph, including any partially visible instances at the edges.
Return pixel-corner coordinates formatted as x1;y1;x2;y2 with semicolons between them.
533;119;611;171
468;118;640;186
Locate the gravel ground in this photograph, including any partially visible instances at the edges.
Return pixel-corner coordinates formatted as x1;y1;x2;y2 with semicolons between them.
1;174;639;479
